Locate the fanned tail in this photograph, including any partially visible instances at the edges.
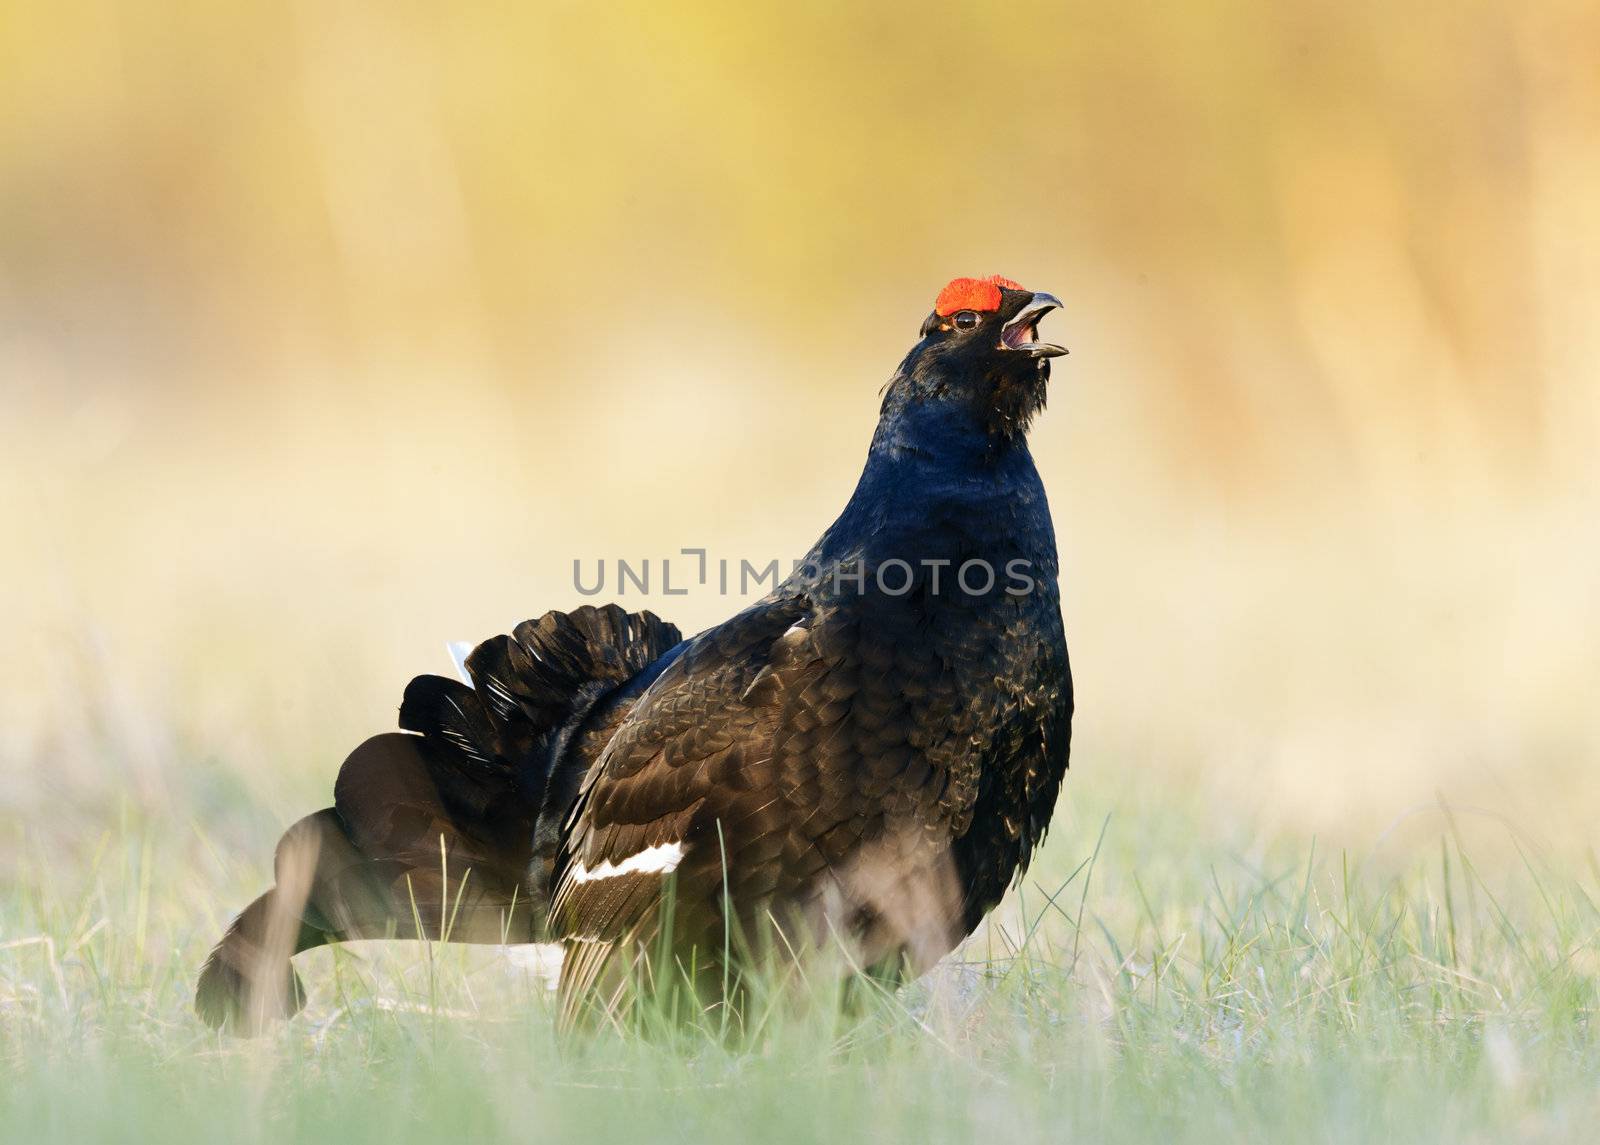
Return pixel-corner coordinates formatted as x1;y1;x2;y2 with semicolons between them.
196;604;682;1034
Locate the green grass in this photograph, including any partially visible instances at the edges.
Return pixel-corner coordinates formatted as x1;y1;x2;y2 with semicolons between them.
3;772;1598;1144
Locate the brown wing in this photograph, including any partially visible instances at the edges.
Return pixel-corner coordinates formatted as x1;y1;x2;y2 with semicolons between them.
549;588;982;1022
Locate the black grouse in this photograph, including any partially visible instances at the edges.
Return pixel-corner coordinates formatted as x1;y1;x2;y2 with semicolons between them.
196;276;1074;1032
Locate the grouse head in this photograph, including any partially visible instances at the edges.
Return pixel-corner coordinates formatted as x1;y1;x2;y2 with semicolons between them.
886;275;1066;446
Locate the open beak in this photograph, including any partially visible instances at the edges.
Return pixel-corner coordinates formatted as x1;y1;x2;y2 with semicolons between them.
1000;292;1067;358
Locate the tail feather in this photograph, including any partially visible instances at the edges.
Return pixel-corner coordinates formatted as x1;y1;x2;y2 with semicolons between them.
194;889;313;1035
196;604;683;1033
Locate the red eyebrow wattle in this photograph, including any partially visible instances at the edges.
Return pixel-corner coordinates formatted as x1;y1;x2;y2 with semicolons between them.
934;275;1025;316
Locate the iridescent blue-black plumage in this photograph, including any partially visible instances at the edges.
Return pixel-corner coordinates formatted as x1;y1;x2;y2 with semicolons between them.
196;281;1072;1033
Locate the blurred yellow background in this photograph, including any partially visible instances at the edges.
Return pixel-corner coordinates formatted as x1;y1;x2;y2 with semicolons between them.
2;0;1597;855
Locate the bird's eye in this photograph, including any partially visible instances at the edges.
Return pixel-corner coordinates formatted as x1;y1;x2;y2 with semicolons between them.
952;310;980;330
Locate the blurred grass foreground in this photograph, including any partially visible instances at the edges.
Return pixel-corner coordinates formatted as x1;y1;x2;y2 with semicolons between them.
2;0;1599;1141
